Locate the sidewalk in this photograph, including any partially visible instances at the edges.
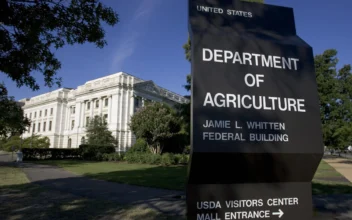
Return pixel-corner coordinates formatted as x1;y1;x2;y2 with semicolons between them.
19;162;186;216
324;157;352;183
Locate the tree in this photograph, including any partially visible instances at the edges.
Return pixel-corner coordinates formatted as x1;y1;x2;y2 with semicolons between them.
0;134;50;151
86;115;116;146
1;0;118;141
1;0;119;91
314;49;352;153
0;83;30;138
129;102;182;154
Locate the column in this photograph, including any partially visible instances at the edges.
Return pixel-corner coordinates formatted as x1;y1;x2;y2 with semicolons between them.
76;102;81;130
115;92;120;127
68;106;72;131
118;89;123;150
80;101;85;127
58;102;64;134
64;106;69;130
90;99;94;118
128;90;134;147
99;97;103;116
108;95;112;123
124;90;129;149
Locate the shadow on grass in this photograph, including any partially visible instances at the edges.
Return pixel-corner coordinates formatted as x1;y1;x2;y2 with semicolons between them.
312;182;352;196
0;182;185;220
84;165;187;191
29;159;101;167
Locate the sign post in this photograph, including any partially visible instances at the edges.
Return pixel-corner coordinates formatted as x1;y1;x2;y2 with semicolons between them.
187;0;324;220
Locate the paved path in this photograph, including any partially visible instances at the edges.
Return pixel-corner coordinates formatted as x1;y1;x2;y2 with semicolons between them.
19;162;186;215
325;158;352;183
1;151;352;219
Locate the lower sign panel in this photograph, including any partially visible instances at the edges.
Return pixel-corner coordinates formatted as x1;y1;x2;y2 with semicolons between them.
187;183;312;220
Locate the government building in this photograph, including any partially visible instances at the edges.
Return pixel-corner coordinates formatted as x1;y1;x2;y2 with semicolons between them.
19;72;188;152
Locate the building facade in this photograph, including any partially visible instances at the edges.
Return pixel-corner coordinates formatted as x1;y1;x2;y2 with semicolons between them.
19;72;188;151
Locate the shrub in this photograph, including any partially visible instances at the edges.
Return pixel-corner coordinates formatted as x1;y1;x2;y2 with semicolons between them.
128;138;149;153
179;154;189;164
79;144;115;160
147;154;162;165
102;153;123;162
183;145;191;154
161;153;176;166
124;152;187;166
22;148;81;160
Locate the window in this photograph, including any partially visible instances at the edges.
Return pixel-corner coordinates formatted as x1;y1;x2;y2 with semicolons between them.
49;121;52;131
39;111;42;117
87;102;91;110
68;138;72;148
105;98;108;107
73;107;75;114
71;120;75;130
104;114;108;122
30;113;32;119
45;109;47;116
43;122;46;132
50;108;53;115
38;123;41;132
81;137;85;144
32;123;36;133
34;112;37;118
86;117;90;127
95;100;99;108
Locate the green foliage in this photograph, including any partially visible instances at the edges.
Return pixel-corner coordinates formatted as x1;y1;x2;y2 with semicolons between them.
128;138;149;153
1;134;50;151
183;145;191;154
0;84;30;138
86;115;117;146
79;144;115;160
125;152;188;166
22;148;81;160
161;153;176;166
102;153;123;162
129;102;182;154
315;49;352;150
1;0;119;91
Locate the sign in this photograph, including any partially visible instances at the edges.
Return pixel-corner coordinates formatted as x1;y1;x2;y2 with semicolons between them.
187;0;324;219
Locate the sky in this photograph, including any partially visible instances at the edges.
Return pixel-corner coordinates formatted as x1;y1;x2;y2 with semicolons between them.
2;0;352;100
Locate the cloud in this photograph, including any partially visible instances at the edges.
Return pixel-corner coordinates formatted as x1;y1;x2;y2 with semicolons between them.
110;0;160;72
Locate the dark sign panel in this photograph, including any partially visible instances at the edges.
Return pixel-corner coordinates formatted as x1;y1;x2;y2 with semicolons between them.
187;0;324;219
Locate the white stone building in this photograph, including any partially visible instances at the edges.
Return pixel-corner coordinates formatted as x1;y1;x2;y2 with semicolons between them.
19;72;188;151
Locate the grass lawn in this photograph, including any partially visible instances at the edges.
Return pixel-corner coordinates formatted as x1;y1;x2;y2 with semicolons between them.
0;165;29;187
0;164;184;220
312;160;352;195
34;159;352;195
36;160;187;190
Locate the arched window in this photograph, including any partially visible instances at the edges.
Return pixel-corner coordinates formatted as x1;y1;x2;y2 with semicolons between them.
68;138;72;148
81;137;85;145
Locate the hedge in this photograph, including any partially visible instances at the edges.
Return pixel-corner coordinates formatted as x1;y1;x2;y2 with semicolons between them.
79;144;116;160
22;145;116;161
124;152;189;166
22;148;81;160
